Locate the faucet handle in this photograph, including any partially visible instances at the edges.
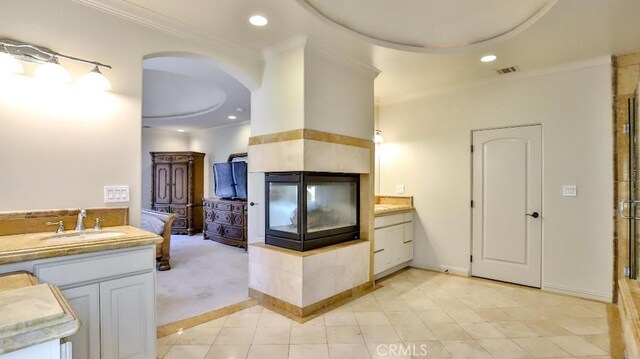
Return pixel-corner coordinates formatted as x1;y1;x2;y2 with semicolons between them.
94;218;109;230
46;221;65;233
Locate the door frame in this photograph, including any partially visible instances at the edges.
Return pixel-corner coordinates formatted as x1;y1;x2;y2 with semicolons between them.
469;123;544;287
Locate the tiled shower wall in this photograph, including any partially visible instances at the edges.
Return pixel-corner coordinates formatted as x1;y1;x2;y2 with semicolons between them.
614;52;640;301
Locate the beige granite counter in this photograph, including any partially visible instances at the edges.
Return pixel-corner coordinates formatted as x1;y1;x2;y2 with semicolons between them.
374;196;414;217
0;272;79;355
0;225;162;265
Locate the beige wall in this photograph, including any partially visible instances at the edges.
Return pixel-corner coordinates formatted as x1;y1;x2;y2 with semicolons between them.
0;0;261;225
379;58;614;301
141;128;190;209
189;122;251;197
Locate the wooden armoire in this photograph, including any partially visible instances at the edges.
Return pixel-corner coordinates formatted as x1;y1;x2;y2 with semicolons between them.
150;151;205;235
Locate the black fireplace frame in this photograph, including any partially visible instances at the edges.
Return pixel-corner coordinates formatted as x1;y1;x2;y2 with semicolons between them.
265;172;360;251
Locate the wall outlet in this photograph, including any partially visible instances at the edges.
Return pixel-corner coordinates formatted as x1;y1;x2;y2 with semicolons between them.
396;184;405;194
562;185;577;197
104;186;130;203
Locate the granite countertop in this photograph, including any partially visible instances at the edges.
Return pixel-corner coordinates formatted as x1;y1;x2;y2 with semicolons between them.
374;195;414;217
0;272;79;355
0;225;162;265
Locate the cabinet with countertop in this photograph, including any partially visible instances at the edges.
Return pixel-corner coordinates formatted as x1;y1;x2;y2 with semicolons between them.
0;224;161;359
374;196;414;279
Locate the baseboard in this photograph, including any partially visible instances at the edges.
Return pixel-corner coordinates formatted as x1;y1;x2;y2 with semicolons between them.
410;262;470;277
543;283;613;303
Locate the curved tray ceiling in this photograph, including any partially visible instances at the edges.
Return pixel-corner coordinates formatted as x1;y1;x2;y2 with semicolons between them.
299;0;557;53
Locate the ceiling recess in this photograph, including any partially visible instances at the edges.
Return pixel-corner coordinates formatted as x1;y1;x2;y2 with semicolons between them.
298;0;557;53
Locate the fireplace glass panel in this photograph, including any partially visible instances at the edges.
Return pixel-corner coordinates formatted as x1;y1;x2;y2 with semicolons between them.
306;182;357;233
268;183;299;234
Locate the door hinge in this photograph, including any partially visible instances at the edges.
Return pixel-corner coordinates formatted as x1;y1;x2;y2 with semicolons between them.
624;124;630;134
470;255;473;263
471;200;474;208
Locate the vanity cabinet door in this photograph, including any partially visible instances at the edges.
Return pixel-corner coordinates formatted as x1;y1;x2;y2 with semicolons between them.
100;272;155;359
63;284;101;359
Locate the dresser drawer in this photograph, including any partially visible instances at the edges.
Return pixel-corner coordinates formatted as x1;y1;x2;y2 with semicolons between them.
171;206;187;217
222;226;244;240
34;247;155;287
173;218;187;229
214;202;233;211
213;210;234;225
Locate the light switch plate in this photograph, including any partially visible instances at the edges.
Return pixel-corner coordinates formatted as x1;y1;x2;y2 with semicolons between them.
396;184;405;194
104;186;130;203
562;185;577;197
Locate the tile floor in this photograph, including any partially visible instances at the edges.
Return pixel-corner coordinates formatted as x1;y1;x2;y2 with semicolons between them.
157;268;623;359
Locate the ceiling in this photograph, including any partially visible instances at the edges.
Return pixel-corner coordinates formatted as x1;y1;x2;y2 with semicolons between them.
142;56;250;131
85;0;640;102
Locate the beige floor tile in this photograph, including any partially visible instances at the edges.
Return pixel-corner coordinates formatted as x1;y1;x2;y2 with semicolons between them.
477;339;530;358
492;321;539;338
404;341;452;358
175;326;221;345
444;309;486;323
326;326;364;343
224;313;261;328
324;312;358;326
158;332;182;346
475;309;515;322
431;298;469;310
557;318;609;335
290;326;327;344
366;343;412;359
582;334;611;353
522;320;572;336
359;325;401;343
427;324;472;340
213;327;256;345
157;344;171;358
164;345;212;359
292;315;325;327
328;343;371;359
386;311;424;325
512;337;571;357
288;344;329;359
415;310;455;325
351;300;383;312
355;312;392;326
205;345;250;359
392;322;436;342
378;299;412;312
252;326;291;345
546;335;608;357
258;313;292;327
440;340;492;359
405;299;439;311
459;323;506;339
247;344;288;359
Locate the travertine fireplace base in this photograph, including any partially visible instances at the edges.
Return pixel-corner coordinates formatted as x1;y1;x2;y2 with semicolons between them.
248;240;371;317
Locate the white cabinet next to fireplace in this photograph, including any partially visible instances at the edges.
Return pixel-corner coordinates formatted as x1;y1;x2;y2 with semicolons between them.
374;212;414;278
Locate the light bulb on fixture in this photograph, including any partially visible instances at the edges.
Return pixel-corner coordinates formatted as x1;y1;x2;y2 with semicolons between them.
480;54;497;63
0;48;23;74
79;66;111;91
228;115;237;120
374;129;384;144
249;15;268;26
35;57;71;84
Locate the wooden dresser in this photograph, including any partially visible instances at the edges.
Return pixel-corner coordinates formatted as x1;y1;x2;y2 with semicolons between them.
203;198;248;249
151;151;205;235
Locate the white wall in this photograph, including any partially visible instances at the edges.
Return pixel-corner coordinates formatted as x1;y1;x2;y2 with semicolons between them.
189;122;251;197
141;128;190;209
379;58;613;301
0;0;260;226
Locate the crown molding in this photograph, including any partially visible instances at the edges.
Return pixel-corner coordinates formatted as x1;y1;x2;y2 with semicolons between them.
306;43;380;79
203;120;251;132
379;55;612;106
70;0;262;63
262;36;308;60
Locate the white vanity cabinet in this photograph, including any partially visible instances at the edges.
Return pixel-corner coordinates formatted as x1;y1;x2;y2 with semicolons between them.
0;246;157;359
374;212;414;278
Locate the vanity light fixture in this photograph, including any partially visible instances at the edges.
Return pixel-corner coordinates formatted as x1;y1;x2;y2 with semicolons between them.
0;38;112;91
374;129;384;143
228;115;237;120
249;15;268;27
480;54;497;63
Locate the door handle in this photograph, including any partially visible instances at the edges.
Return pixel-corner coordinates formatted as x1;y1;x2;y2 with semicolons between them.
526;212;540;219
620;200;633;219
250;202;258;206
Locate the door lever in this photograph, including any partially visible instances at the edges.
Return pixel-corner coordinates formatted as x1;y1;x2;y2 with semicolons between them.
526;212;540;219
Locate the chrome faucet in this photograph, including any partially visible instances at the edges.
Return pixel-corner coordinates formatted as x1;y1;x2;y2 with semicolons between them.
46;220;65;233
75;209;87;231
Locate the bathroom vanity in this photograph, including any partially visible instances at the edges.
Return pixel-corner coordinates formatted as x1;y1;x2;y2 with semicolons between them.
0;218;161;359
374;196;414;279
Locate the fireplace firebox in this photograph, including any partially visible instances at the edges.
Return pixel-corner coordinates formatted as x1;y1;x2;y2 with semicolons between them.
265;172;360;251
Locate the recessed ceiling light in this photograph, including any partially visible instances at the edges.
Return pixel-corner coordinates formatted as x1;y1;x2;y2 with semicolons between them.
481;54;497;63
177;129;185;132
249;15;268;27
228;115;237;120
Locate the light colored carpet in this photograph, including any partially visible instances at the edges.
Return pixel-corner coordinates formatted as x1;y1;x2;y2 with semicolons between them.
156;234;249;326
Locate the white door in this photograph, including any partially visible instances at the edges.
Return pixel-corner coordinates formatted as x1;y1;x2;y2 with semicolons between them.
472;125;542;287
63;284;101;359
247;172;265;244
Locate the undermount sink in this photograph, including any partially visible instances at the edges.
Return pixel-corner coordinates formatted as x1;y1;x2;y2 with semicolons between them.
41;231;126;242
